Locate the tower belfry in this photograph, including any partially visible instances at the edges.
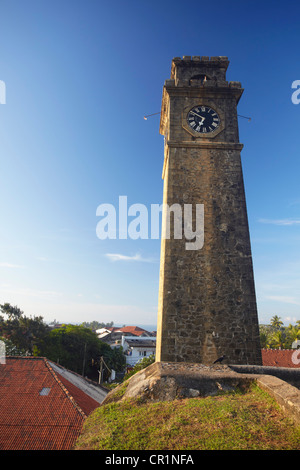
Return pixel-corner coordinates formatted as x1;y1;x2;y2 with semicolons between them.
156;56;262;365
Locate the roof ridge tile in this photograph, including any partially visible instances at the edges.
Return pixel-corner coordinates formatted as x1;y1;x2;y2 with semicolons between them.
43;358;87;419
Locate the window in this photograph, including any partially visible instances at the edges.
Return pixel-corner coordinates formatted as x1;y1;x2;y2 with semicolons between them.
39;387;51;396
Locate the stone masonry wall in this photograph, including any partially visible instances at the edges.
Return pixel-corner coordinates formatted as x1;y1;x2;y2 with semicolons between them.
156;57;262;365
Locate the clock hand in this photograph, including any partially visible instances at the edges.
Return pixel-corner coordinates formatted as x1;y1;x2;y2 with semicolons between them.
190;111;205;124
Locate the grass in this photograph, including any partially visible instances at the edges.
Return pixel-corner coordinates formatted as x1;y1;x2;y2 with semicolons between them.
75;383;300;450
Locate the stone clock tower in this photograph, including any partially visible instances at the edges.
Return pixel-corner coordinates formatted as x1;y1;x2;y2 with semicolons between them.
156;56;262;365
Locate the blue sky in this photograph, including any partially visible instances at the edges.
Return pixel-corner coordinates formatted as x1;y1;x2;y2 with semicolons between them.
0;0;300;327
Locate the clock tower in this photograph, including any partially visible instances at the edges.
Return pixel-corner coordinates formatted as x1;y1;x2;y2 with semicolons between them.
156;56;262;365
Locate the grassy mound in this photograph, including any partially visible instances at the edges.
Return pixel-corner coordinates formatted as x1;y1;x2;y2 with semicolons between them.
75;383;300;450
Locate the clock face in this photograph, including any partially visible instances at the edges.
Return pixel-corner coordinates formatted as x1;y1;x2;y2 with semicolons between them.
187;105;220;134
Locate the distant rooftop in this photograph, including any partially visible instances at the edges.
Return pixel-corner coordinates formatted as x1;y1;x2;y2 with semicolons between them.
125;337;157;348
105;325;154;336
262;349;300;368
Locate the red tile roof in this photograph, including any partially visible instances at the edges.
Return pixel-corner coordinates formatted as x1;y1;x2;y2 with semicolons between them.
57;374;100;416
0;357;101;450
109;326;151;336
262;349;300;368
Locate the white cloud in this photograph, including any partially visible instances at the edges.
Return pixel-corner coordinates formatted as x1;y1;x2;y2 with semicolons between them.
264;295;300;306
258;218;300;226
105;253;155;263
285;316;298;323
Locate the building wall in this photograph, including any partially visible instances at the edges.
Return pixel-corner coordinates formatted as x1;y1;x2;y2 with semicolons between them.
122;336;156;367
125;348;156;367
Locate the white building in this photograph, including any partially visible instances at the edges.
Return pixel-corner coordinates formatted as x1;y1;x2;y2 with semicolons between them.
121;336;156;367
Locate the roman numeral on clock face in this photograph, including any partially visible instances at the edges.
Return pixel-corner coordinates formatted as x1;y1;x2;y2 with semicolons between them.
187;105;220;134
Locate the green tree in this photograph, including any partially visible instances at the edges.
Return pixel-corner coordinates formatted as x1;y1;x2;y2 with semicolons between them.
0;303;23;319
270;315;284;329
270;330;286;349
106;346;126;372
0;336;28;356
40;324;125;379
260;319;300;349
0;303;50;355
259;324;274;348
123;354;155;381
286;325;300;347
80;321;114;330
259;331;269;349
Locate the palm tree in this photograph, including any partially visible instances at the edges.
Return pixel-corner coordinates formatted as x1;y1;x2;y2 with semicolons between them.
288;326;300;342
259;331;269;349
270;315;284;329
270;330;285;349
